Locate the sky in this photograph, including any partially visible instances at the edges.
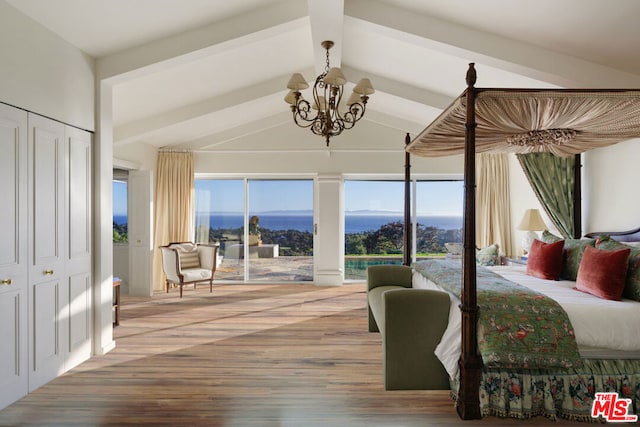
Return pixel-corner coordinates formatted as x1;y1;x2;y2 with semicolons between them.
113;181;128;216
345;180;463;215
113;179;463;217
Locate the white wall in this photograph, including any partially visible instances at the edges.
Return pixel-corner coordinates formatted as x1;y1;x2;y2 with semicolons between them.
0;1;95;131
190;122;464;285
114;142;158;172
0;0;108;356
507;138;640;255
116;123;640;267
136;122;640;265
113;244;130;293
193;122;463;175
583;138;640;232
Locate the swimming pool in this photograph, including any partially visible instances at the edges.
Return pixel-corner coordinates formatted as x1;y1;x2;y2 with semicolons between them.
344;256;445;280
344;257;402;280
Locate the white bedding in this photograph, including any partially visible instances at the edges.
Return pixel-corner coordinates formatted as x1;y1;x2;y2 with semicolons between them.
413;264;640;378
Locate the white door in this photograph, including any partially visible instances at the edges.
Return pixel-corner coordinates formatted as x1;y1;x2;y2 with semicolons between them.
128;170;153;296
28;114;67;391
0;104;29;409
65;126;92;369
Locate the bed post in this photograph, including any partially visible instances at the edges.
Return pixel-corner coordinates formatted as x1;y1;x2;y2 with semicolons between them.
457;63;482;420
573;153;582;238
403;133;412;266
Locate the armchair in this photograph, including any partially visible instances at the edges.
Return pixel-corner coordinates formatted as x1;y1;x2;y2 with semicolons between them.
160;242;219;298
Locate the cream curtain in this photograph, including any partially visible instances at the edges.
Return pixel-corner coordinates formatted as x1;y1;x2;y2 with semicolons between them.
476;153;513;257
152;151;195;292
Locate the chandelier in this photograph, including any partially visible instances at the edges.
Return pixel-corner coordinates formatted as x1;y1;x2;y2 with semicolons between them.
285;40;374;146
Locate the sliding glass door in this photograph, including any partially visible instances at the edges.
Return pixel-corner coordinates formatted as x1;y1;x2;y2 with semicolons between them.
247;180;313;281
344;181;405;280
195;179;245;280
414;180;463;256
344;179;463;280
195;178;313;282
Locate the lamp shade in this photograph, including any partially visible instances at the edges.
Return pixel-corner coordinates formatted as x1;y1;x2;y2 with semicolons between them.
284;90;298;105
353;78;375;95
323;67;346;86
517;209;546;231
287;73;309;90
346;92;362;106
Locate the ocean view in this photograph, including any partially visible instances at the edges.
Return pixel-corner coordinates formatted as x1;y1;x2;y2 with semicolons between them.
115;214;462;233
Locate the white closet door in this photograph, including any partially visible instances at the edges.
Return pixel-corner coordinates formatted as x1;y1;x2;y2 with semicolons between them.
0;104;28;409
27;113;67;391
65;126;92;369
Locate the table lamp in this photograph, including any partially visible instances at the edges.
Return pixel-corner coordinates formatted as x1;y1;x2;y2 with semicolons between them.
517;208;546;254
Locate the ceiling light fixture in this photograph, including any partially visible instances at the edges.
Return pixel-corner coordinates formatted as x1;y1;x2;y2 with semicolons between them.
285;40;374;146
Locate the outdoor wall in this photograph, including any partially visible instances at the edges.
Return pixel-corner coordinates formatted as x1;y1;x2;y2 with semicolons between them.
0;1;95;131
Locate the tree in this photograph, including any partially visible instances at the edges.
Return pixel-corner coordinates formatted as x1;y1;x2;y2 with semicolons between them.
113;222;128;243
346;234;366;255
363;221;404;255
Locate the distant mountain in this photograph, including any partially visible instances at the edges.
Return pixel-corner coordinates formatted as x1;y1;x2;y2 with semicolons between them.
255;210;313;216
195;209;461;217
345;210;403;216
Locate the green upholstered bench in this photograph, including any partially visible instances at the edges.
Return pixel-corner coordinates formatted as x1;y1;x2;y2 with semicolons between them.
367;264;451;390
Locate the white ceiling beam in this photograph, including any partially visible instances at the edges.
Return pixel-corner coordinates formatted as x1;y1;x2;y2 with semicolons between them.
177;105;430;151
175;104;432;151
341;65;451;109
308;0;344;73
360;110;427;136
113;64;444;148
97;0;308;82
345;0;640;88
175;111;294;151
114;69;313;145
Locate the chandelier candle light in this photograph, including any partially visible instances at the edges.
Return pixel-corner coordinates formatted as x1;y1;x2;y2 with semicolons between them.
285;40;374;146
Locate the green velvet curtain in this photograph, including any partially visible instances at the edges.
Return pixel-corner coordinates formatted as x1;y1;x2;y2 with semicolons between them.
517;153;575;238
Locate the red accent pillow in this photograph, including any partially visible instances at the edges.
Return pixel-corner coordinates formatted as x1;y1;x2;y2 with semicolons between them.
575;245;631;301
526;239;565;280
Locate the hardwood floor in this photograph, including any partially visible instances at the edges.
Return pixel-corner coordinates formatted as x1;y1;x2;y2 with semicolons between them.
0;283;584;426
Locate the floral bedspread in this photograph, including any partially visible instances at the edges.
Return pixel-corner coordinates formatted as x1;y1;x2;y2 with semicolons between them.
413;259;582;370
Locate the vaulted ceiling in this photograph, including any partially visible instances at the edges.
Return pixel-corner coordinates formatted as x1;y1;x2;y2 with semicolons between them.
8;0;640;154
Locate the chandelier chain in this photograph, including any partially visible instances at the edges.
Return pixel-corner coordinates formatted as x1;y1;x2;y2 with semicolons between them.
325;46;331;73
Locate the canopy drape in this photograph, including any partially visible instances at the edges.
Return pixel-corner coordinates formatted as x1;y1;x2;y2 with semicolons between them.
407;89;640;158
517;153;576;239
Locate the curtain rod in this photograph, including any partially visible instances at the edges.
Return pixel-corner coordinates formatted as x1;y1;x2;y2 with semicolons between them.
158;148;192;153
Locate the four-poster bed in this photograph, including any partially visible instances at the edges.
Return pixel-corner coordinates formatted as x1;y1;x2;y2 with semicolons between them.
403;63;640;421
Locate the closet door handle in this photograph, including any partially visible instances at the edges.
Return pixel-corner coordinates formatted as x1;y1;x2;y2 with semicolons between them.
0;279;11;285
43;270;54;276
